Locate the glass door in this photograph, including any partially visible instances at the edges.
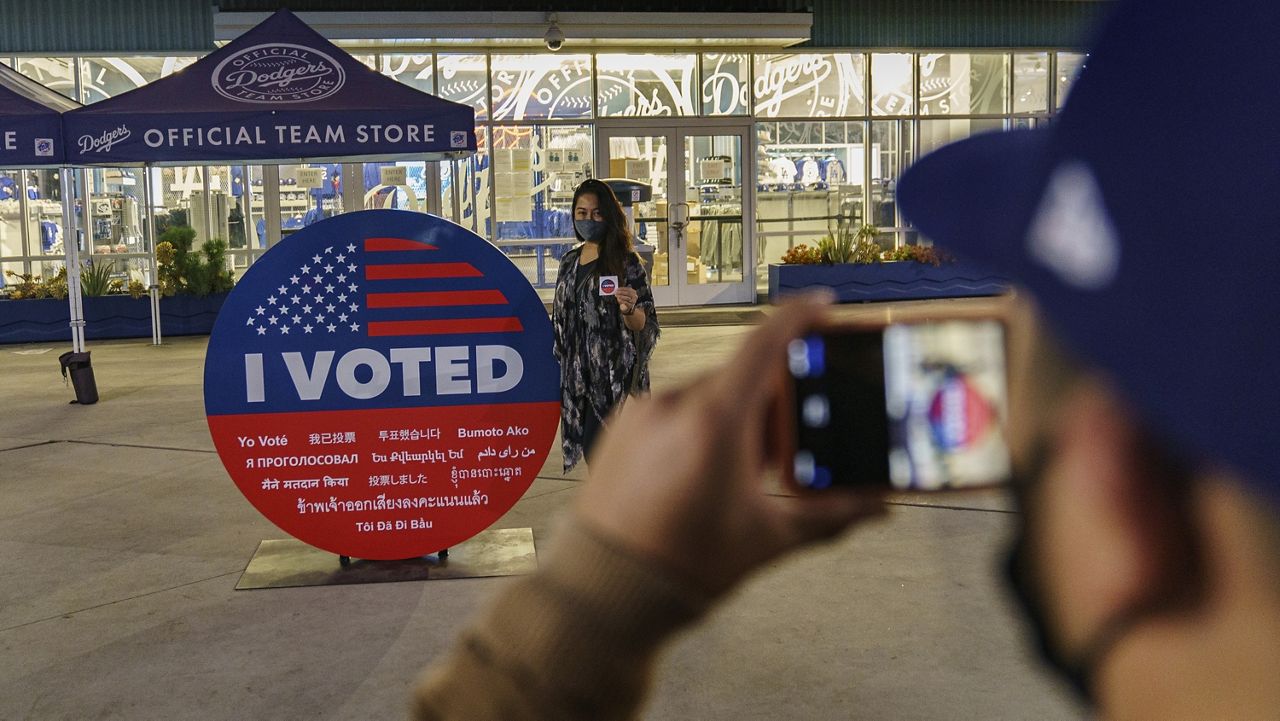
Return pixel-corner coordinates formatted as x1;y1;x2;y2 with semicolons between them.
597;122;753;306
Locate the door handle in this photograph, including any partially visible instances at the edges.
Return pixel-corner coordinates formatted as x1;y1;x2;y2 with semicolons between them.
670;202;690;229
669;202;690;248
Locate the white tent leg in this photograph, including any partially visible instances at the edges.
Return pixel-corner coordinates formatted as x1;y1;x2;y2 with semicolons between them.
142;165;162;345
60;168;85;354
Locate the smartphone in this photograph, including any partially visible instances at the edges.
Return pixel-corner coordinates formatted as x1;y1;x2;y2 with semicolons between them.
783;319;1011;491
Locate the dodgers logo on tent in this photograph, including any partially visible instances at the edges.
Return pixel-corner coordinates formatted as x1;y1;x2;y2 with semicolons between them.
204;210;559;560
213;43;346;104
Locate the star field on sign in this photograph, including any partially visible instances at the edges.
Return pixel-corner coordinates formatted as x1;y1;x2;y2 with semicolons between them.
247;242;366;335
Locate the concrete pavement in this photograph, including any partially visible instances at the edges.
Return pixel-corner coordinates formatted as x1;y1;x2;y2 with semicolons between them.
0;298;1082;721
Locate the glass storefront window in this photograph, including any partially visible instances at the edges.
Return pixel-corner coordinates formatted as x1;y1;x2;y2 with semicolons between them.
756;120;866;291
491;54;592;122
919;53;1007;116
360;161;430;213
492;125;591;240
0;169;67;262
489;125;591;294
871;120;913;244
277;164;344;238
204;166;243;248
0;169;25;259
871;53;914;115
701;53;750;116
753;53;866;118
597;54;697;117
919;118;1006;158
82;167;147;284
25;169;67;257
381;54;435;93
454;128;492;238
156;167;199;238
686;134;745;283
86;168;143;254
437;54;489;120
78;56;196;104
3;47;1088;306
238;165;269;250
605;133;669;287
1013;53;1050;114
1057;53;1087;108
14;57;76;99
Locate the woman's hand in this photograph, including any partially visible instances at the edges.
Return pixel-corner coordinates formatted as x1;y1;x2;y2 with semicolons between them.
614;286;640;315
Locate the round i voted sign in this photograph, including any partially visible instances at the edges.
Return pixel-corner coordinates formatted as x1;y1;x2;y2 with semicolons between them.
204;210;560;560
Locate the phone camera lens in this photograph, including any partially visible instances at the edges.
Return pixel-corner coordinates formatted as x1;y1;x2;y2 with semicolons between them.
794;451;817;486
802;394;830;428
787;339;811;377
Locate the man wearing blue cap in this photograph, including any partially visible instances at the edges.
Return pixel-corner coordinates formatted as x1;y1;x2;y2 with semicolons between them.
414;1;1280;718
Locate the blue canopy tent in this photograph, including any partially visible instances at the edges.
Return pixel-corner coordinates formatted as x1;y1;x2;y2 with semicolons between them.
0;63;89;351
62;8;477;342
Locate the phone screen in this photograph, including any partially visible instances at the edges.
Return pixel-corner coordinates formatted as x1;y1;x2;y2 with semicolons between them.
788;320;1010;491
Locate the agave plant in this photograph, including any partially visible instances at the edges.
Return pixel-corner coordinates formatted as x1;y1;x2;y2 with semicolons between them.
818;224;882;265
80;258;115;297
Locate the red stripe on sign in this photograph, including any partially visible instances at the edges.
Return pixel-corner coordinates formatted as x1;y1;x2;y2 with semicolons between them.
366;263;482;279
367;289;509;308
367;317;525;337
364;237;438;252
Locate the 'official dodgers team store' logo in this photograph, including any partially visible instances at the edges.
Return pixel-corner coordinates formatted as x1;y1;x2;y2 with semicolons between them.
213;43;346;104
204;210;559;559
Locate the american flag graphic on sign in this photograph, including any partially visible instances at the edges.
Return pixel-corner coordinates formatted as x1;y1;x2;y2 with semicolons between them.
244;237;525;338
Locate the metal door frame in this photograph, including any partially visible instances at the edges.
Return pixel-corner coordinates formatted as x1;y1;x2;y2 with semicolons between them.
595;118;755;306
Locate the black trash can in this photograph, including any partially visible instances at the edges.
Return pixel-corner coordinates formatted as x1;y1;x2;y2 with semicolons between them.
58;351;99;405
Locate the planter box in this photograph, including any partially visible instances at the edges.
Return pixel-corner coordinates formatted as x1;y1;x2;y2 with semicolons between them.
0;292;228;345
768;262;1009;304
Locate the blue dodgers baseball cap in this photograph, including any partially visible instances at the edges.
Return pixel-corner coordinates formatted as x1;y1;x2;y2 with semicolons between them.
898;0;1280;506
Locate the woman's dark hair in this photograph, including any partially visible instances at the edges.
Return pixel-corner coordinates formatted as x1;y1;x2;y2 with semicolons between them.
572;178;634;278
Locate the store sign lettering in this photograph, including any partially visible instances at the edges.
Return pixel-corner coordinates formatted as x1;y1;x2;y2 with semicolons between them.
493;58;592;121
213;43;346;104
77;125;131;154
2;130;15;151
701;54;749;116
135;123;436;150
754;55;833;116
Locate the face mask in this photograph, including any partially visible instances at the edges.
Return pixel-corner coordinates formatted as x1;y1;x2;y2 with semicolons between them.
1002;442;1200;707
1002;443;1098;704
1003;518;1094;702
575;218;606;243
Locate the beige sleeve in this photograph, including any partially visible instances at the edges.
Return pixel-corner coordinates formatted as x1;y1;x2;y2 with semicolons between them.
411;520;711;721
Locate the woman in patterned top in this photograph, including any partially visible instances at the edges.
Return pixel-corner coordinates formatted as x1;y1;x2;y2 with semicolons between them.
552;179;660;471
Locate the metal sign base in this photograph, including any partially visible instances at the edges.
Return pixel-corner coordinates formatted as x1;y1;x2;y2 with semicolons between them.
235;527;538;590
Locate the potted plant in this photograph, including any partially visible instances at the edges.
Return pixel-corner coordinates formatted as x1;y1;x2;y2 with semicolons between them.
767;224;1008;303
152;226;236;337
0;225;236;344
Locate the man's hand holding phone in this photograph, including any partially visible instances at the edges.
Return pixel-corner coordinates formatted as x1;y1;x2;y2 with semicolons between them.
573;298;886;597
781;319;1011;492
